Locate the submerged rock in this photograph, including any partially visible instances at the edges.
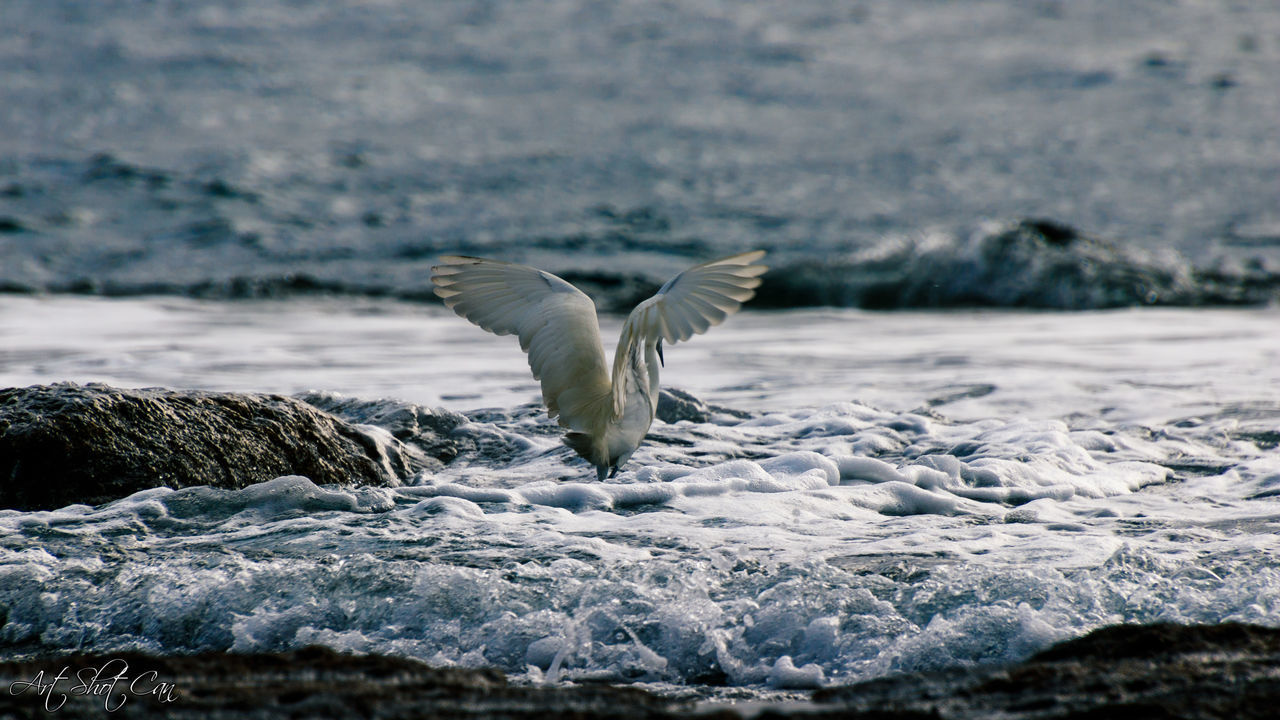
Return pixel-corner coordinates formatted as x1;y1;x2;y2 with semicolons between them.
0;383;435;511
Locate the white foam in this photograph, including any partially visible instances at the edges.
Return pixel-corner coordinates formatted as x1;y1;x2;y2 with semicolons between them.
768;655;826;689
3;301;1280;698
836;456;907;484
408;496;486;518
401;483;523;505
758;452;840;486
231;475;399;515
517;483;615;511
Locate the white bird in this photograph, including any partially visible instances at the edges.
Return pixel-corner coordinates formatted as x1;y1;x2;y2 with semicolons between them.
431;250;767;481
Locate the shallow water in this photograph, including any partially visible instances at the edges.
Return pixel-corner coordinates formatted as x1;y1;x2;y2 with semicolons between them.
1;296;1277;699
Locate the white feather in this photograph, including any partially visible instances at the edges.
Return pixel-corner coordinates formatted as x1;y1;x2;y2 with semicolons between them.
610;250;767;415
431;250;768;477
431;256;613;433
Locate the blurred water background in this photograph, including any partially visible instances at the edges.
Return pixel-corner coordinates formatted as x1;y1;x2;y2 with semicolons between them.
2;0;1278;307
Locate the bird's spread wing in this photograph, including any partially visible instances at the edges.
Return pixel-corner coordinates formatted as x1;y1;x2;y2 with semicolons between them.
611;250;768;416
431;256;612;431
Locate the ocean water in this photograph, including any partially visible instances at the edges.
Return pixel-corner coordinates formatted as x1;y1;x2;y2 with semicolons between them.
2;0;1279;304
1;297;1278;700
2;0;1280;703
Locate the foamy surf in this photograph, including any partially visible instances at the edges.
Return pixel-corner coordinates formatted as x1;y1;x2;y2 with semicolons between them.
1;297;1278;699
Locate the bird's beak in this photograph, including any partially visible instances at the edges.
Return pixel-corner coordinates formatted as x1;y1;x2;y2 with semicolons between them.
656;340;665;367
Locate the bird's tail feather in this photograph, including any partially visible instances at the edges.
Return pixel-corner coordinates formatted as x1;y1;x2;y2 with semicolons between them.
563;431;603;466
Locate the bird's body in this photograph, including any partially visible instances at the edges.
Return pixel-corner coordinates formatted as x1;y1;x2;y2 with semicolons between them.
431;250;767;480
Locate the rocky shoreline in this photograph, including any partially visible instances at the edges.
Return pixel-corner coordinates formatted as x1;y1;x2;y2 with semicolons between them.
0;383;446;511
1;623;1277;719
0;383;742;511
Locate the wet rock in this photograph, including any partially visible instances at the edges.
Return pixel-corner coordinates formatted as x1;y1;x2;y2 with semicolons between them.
658;388;752;425
0;383;433;511
297;391;468;463
0;646;694;720
312;395;559;469
657;388;715;424
814;622;1280;720
1;623;1276;719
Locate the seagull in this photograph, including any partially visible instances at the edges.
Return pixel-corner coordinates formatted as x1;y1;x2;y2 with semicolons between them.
431;251;767;481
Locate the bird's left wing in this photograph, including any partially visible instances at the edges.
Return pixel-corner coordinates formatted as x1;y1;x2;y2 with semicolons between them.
611;250;768;416
431;256;613;431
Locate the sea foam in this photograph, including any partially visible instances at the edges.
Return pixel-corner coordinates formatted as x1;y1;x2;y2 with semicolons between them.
6;391;1274;699
2;301;1279;700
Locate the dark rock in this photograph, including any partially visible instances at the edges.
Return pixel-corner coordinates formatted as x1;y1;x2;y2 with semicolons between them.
0;383;433;511
658;388;715;424
1028;621;1280;663
2;623;1277;719
302;393;567;470
0;645;693;720
297;391;468;463
657;388;752;425
815;622;1280;720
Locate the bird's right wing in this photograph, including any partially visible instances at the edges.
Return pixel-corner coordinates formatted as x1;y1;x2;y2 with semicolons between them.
611;250;768;416
431;256;613;431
